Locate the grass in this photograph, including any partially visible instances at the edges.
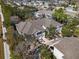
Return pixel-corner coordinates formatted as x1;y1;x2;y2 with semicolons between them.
0;0;14;49
0;0;15;58
0;0;21;54
7;26;15;50
2;5;11;27
0;38;4;59
1;0;12;28
0;16;4;59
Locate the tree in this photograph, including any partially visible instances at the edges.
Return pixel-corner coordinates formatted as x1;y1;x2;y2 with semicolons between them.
39;45;56;59
74;28;79;37
71;0;76;5
62;25;73;37
11;6;38;20
53;8;68;23
62;19;79;37
10;51;21;59
45;26;56;39
67;19;79;29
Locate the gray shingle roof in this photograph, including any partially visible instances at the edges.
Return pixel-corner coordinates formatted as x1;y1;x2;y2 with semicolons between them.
36;10;52;15
16;18;51;35
22;22;32;34
16;21;26;32
54;37;79;59
27;18;51;34
16;17;62;35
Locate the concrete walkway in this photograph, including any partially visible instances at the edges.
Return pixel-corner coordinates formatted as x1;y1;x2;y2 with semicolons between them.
0;5;10;59
41;37;61;46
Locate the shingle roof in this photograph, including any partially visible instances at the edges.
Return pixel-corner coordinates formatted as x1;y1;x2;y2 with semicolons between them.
16;18;51;35
54;37;79;59
16;17;62;35
27;18;51;34
22;22;32;34
16;21;26;32
36;10;52;15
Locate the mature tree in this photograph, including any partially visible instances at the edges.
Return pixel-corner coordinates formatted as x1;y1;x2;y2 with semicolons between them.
11;6;38;20
45;26;56;39
67;19;79;28
53;8;68;23
39;45;56;59
62;19;79;37
62;26;73;37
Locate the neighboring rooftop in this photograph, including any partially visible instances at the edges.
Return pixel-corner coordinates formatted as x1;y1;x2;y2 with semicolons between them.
36;9;52;15
54;37;79;59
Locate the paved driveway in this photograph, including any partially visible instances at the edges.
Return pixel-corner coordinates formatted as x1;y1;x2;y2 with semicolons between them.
41;37;61;46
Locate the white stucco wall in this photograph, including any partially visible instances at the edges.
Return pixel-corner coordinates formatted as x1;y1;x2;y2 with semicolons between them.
53;47;64;59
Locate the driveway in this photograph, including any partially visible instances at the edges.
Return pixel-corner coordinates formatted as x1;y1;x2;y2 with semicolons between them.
41;37;61;46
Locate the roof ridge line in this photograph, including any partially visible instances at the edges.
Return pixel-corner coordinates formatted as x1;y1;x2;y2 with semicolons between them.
21;21;27;33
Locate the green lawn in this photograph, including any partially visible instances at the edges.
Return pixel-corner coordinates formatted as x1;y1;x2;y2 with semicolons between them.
1;0;12;27
0;15;4;59
2;5;11;27
0;0;14;49
0;38;4;59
